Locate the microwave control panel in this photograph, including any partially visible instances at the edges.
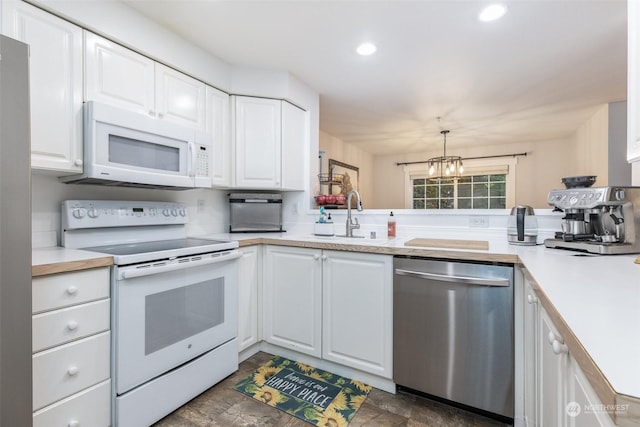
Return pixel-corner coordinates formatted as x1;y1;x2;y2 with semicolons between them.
195;145;210;178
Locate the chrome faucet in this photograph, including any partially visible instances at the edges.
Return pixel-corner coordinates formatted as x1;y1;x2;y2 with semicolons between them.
345;189;363;237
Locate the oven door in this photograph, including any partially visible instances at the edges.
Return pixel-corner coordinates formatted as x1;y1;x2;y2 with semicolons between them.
113;251;239;395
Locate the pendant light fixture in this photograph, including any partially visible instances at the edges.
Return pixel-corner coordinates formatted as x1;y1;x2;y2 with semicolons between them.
427;130;464;181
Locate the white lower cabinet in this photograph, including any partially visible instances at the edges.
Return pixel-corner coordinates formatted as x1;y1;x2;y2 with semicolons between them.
262;245;392;377
32;267;111;426
263;246;323;357
524;276;615;427
238;246;260;352
322;250;392;378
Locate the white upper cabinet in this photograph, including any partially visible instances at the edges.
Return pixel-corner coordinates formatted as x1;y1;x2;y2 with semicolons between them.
2;1;83;174
206;86;231;187
281;101;306;191
84;32;205;131
232;95;307;190
629;0;640;162
233;96;282;189
155;63;206;130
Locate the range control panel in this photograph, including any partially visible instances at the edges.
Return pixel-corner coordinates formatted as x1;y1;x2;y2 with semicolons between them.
62;200;188;230
547;187;627;209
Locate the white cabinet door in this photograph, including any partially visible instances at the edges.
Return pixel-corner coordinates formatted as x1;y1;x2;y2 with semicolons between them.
322;251;393;378
539;308;568;427
263;245;322;357
84;32;155;115
233;96;282;188
155;63;206;131
566;357;615;427
523;279;539;427
207;86;231;187
281;101;306;190
238;246;260;352
2;1;83;174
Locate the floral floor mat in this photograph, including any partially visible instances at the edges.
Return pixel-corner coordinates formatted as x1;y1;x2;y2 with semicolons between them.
233;355;371;426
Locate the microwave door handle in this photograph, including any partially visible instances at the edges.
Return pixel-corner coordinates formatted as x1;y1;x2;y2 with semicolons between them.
188;142;195;178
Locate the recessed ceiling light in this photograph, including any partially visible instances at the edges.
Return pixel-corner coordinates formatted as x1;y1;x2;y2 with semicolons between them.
356;42;377;56
478;4;507;22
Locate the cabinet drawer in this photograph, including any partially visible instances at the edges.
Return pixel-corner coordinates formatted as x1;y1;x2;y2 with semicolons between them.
33;267;109;314
33;332;110;411
33;299;110;352
33;379;111;427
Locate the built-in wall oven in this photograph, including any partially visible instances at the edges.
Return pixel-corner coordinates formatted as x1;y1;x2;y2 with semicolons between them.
62;200;240;427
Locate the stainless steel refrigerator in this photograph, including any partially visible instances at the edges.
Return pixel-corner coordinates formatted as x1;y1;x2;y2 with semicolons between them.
0;34;32;425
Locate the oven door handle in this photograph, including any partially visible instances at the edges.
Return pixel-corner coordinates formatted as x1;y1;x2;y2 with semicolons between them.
119;251;241;279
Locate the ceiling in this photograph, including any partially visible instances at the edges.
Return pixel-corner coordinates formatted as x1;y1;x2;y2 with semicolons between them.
123;0;628;155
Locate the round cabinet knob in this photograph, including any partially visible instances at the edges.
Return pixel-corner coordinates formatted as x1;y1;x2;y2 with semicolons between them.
67;321;78;331
547;331;557;345
68;420;80;427
552;340;569;355
321;255;327;261
67;366;79;376
72;209;85;219
73;159;83;166
87;208;99;219
313;254;320;260
527;294;538;304
66;286;78;295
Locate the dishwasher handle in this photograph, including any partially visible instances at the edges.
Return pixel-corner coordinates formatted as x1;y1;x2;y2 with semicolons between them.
394;268;510;287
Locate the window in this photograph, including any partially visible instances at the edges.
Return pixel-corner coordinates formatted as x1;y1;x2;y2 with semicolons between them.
403;158;516;209
411;174;506;209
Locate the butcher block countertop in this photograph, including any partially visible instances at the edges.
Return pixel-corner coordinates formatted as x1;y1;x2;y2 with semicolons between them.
32;247;113;277
34;233;640;424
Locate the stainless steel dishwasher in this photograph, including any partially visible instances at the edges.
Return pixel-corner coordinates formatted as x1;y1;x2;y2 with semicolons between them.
393;256;514;420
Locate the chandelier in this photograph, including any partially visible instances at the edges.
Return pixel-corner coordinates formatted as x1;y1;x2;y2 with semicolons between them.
427;130;464;181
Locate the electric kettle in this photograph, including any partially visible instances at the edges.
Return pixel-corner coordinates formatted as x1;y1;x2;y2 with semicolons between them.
507;205;538;245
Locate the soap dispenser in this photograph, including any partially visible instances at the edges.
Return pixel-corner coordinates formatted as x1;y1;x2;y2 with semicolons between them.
387;211;396;238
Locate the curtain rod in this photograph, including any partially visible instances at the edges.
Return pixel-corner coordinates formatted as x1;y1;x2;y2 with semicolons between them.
396;152;528;166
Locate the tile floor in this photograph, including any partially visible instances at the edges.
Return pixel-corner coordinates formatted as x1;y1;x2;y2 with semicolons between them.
153;352;512;427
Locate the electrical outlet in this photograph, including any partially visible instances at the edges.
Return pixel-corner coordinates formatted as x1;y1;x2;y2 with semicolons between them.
197;199;205;213
469;216;489;227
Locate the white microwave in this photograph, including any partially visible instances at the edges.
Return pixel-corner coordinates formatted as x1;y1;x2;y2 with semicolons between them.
60;101;211;189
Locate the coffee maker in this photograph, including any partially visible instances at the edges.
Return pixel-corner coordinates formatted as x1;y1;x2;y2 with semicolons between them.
545;186;640;254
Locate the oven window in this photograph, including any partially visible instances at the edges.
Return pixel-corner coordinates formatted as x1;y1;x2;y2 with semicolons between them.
109;134;180;172
144;277;224;355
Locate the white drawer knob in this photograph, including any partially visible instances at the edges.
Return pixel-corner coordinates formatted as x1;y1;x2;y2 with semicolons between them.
552;340;569;355
73;159;83;166
67;366;79;376
66;286;78;295
313;254;320;260
321;255;327;261
67;321;78;331
547;331;557;345
68;420;79;427
527;294;538;304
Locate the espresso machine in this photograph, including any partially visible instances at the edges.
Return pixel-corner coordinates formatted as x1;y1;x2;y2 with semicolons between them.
545;186;640;254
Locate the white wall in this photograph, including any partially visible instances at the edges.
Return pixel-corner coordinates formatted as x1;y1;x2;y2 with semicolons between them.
370;138;574;209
